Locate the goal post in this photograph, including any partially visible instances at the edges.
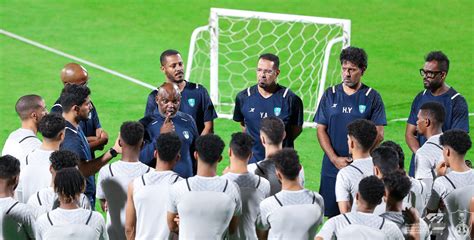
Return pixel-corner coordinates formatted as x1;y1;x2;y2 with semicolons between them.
186;8;351;127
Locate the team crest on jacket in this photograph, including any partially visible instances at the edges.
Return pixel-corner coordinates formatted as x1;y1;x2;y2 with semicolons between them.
274;107;282;116
183;131;190;139
188;98;195;107
358;105;366;114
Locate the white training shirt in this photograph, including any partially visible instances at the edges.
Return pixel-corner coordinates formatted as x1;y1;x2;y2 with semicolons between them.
35;208;108;240
427;169;474;210
1;128;41;166
96;160;151;240
258;189;324;239
221;172;271;240
380;211;430;240
316;211;404;240
132;170;182;240
16;148;53;203
168;175;242;240
414;133;444;181
403;177;428;216
247;158;305;196
0;197;36;239
335;157;386;214
27;186;90;217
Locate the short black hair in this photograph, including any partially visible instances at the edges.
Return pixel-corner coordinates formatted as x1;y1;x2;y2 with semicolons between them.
60;84;90;113
347;119;377;152
160;49;180;66
38;113;66;139
195;134;225;165
340;46;368;70
230;132;254;160
120;121;144;146
259;53;280;69
380;141;405;169
0;155;20;179
372;146;400;176
54;168;85;203
155;133;181;162
271;148;301;180
15;94;43;120
358;175;385;207
260;117;285;145
419;101;445;126
50;150;79;171
383;170;412;202
440;129;472;155
425;51;449;73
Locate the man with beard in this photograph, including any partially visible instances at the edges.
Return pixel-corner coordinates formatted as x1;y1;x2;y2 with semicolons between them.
145;49;217;135
313;46;387;218
52;63;109;158
233;53;304;163
60;84;120;208
140;82;198;178
405;51;469;177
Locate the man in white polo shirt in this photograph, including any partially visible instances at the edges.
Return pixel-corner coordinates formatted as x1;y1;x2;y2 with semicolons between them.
2;94;47;164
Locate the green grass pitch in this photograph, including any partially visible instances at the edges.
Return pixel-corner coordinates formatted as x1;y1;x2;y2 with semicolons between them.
1;0;472;213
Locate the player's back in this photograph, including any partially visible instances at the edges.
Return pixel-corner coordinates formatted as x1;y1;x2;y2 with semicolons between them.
27;186;90;217
249;158;305;196
35;208;107;240
0;197;35;239
96;160;150;240
169;176;242;240
16;148;53;203
133;170;181;240
222;172;270;240
259;189;324;239
317;211;403;240
380;211;430;239
1;128;41;165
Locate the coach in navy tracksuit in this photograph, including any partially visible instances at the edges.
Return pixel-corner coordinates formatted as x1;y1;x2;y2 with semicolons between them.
314;47;386;217
405;51;469;177
140;82;198;178
233;53;304;164
144;49;217;136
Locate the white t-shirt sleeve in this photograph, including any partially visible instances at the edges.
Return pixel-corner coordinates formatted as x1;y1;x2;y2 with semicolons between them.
167;184;178;213
95;166;108;200
95;213;109;240
257;200;271;230
335;169;351;202
316;217;336;239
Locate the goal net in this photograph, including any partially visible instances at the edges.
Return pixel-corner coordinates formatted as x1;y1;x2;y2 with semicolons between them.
185;8;351;127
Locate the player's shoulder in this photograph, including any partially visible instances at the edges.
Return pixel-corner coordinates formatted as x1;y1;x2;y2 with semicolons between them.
185;81;209;92
147;89;158;98
275;84;299;98
89;210;105;224
448;87;468;104
236;85;258;98
359;83;382;98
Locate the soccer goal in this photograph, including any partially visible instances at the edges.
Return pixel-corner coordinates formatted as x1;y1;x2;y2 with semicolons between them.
185;8;351;127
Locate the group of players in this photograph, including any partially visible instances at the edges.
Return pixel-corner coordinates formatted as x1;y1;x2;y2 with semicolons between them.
0;46;472;239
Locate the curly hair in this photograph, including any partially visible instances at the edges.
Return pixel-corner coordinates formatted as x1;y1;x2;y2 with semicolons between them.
50;150;79;171
425;51;449;73
383;170;412;202
38;113;66;139
195;134;225;165
155;133;181;162
440;129;471;155
340;46;368;70
347;119;377;152
0;155;20;179
271;148;301;180
120;121;144;146
54;167;85;204
358;176;385;207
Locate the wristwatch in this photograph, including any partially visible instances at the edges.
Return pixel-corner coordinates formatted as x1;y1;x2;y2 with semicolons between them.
109;148;118;158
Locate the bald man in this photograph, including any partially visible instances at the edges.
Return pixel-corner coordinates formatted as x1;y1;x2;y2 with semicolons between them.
51;63;109;157
140;82;198;178
2;95;47;165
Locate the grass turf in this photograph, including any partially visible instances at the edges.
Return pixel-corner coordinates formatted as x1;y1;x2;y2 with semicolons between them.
1;0;473;213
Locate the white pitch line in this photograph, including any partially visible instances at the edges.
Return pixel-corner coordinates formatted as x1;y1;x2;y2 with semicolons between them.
0;29;156;90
